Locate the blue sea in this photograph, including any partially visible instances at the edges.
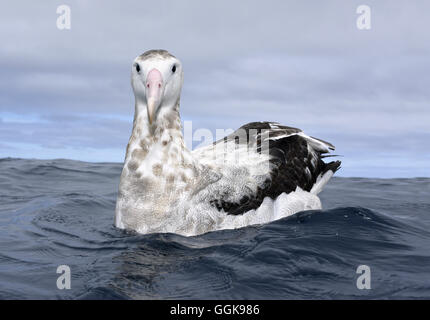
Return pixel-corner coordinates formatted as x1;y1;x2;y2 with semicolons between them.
0;158;429;299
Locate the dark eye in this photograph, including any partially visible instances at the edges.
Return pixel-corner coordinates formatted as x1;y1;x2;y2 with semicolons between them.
135;64;140;73
172;65;176;73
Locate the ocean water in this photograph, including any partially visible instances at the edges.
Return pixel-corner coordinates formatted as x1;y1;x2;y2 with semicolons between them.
0;158;429;300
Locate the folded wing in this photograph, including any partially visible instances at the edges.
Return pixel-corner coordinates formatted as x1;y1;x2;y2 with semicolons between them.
192;122;341;215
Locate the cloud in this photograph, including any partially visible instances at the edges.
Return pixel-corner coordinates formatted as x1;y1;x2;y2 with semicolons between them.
0;0;429;177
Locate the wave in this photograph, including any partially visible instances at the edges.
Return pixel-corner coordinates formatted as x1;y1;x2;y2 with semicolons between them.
0;158;429;299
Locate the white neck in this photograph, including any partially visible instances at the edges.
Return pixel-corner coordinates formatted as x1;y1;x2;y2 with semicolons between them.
116;98;200;230
122;98;197;182
132;99;181;140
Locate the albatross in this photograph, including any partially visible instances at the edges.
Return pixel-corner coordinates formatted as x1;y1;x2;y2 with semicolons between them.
115;49;341;236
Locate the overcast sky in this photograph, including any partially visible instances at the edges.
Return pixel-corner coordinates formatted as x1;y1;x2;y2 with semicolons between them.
0;0;429;177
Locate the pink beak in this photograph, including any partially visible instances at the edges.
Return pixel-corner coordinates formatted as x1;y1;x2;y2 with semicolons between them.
145;68;163;124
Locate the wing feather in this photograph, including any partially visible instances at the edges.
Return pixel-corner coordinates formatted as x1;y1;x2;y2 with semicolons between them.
192;122;341;215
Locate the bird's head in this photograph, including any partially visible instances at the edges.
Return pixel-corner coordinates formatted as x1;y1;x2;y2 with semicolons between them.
131;50;183;125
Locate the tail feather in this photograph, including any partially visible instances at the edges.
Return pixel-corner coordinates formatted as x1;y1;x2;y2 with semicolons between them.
311;160;341;195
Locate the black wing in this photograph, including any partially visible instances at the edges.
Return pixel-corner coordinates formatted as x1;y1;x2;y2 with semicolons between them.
207;122;341;215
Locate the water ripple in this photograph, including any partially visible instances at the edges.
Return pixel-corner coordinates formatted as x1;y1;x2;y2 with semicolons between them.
0;158;429;299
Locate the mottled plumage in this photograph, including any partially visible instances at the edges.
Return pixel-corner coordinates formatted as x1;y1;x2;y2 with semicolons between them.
115;50;341;236
194;121;341;216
